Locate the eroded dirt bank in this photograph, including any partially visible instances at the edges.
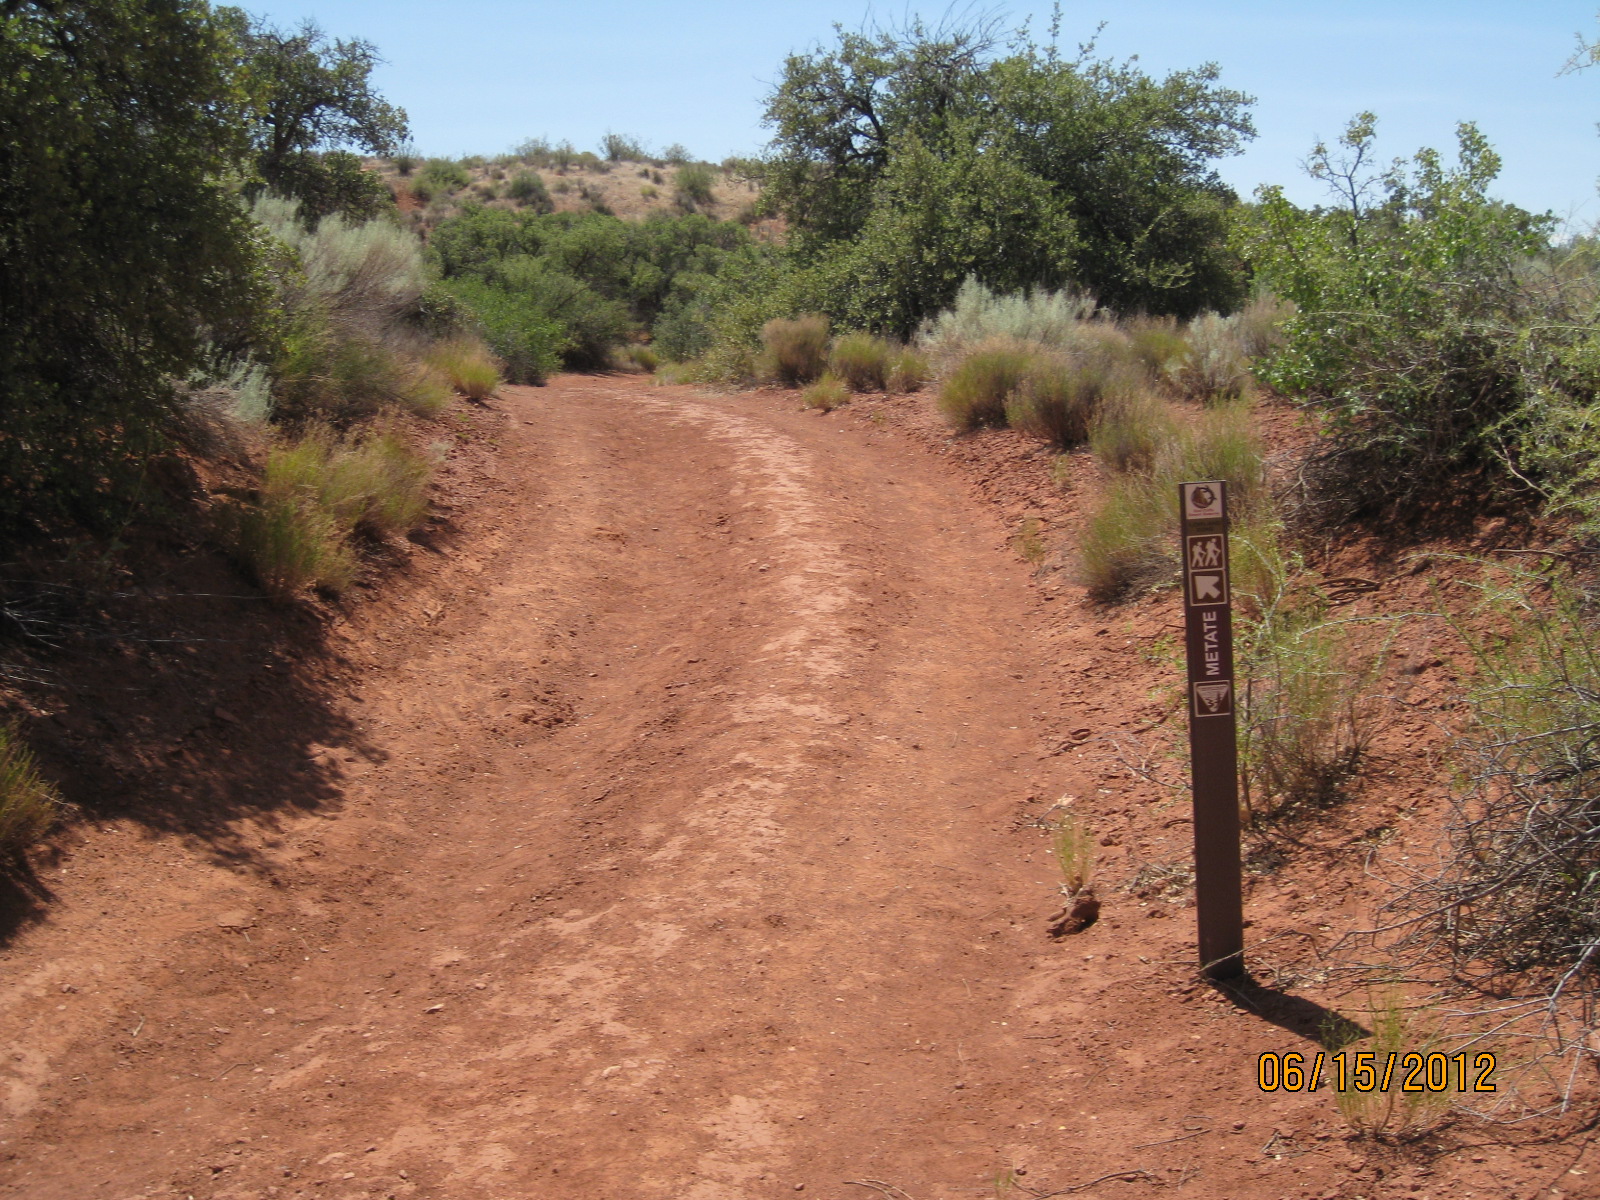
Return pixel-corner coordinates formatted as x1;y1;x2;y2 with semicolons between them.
0;377;1584;1199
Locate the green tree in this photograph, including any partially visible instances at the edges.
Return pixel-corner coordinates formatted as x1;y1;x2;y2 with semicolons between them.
759;15;1254;331
1236;116;1556;511
221;9;409;223
0;0;268;534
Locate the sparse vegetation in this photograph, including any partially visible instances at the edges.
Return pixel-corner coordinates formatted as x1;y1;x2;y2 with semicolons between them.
801;373;850;412
761;315;831;386
829;332;894;392
0;723;59;858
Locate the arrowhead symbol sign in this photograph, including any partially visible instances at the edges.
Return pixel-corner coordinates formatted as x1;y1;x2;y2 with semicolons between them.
1192;573;1223;602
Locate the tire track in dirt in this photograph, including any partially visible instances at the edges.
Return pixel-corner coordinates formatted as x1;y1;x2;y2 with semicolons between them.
0;377;1066;1199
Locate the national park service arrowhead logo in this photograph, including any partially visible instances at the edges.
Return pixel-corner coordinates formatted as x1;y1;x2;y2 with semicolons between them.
1193;681;1233;718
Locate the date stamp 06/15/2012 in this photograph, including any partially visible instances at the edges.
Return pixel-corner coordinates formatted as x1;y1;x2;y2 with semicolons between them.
1257;1051;1499;1094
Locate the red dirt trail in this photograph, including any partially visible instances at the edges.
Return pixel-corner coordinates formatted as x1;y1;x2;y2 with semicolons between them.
0;377;1581;1199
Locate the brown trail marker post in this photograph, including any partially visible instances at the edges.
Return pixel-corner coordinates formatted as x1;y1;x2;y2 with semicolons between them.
1178;481;1245;980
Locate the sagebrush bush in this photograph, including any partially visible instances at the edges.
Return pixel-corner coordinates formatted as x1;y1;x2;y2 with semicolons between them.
802;373;850;411
0;723;58;857
917;278;1097;369
938;340;1034;430
829;332;893;391
1170;311;1253;403
761;314;830;385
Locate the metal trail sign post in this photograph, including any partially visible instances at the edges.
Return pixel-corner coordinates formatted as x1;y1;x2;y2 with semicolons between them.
1178;481;1245;980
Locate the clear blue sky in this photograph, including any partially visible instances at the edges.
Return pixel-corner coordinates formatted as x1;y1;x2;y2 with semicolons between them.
241;1;1600;227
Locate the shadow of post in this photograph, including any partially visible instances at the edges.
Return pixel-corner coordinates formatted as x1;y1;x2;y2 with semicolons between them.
1213;972;1370;1047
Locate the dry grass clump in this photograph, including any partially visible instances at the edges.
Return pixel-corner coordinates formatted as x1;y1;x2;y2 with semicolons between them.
828;332;893;392
426;337;501;401
938;340;1035;429
760;315;830;386
0;724;59;857
887;346;929;392
1077;400;1265;600
801;373;850;412
228;426;436;601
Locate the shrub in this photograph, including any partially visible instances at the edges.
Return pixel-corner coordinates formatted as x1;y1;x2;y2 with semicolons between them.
1079;398;1266;599
938;340;1034;430
1169;311;1252;403
0;723;58;857
663;142;691;165
1230;291;1293;359
640;184;658;199
1396;564;1600;989
419;158;470;193
760;314;830;385
887;347;928;392
602;131;647;161
1078;474;1169;600
1232;515;1371;823
1009;349;1138;447
917;278;1097;369
506;172;552;211
396;364;452;418
392;144;418;176
322;428;434;537
230;425;435;598
675;162;716;208
802;373;849;411
426;337;501;400
228;486;357;600
1124;316;1190;380
438;277;563;384
1238;117;1554;510
1089;390;1179;474
829;331;893;391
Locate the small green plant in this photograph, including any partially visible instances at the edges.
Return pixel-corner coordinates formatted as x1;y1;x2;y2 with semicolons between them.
829;331;893;391
938;340;1035;430
801;373;849;412
760;314;830;386
640;183;658;199
1051;813;1095;896
0;723;59;857
1012;516;1047;565
1334;989;1452;1141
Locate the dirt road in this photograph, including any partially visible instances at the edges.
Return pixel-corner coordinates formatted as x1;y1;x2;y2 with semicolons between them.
0;378;1551;1199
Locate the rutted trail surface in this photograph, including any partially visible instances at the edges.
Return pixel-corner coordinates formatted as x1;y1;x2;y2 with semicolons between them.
0;378;1562;1200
